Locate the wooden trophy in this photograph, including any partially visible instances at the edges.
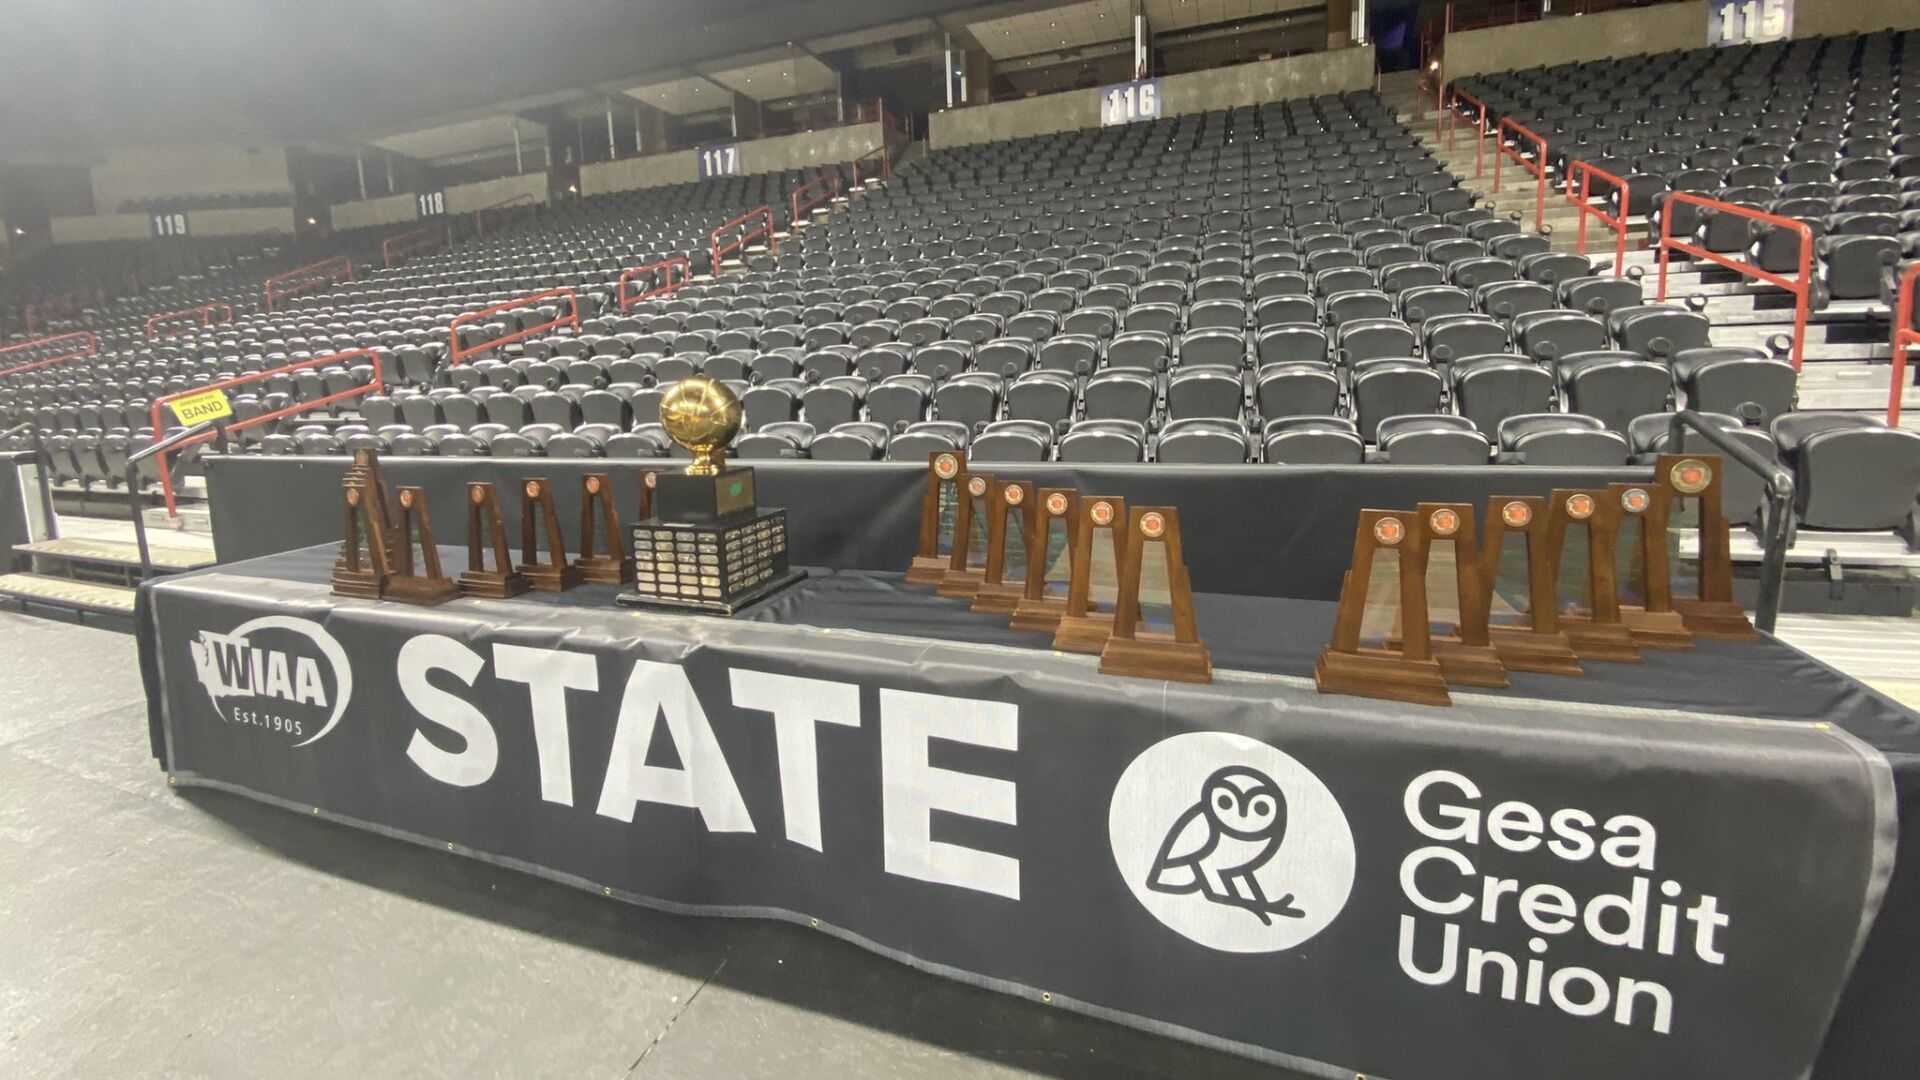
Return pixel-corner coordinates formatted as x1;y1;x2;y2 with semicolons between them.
1612;482;1693;650
460;482;531;598
1315;509;1451;706
576;473;634;585
1659;453;1757;639
332;449;398;600
637;467;661;523
1010;488;1079;633
1478;496;1583;676
517;477;583;591
386;486;461;605
1546;489;1642;663
937;471;994;599
908;451;967;584
1418;502;1509;688
1053;495;1128;653
972;478;1036;614
1099;507;1212;683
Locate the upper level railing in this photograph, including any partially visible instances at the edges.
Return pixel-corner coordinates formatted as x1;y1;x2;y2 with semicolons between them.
790;171;842;228
1656;193;1814;370
0;331;100;378
1491;117;1548;233
709;206;778;275
382;222;454;269
264;255;355;313
146;302;235;342
149;348;386;516
448;286;582;366
852;143;893;188
474;194;538;238
1563;160;1629;278
616;258;691;310
1890;263;1920;425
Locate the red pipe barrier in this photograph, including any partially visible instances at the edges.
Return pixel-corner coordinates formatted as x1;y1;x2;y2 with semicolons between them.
383;222;454;269
1492;117;1548;233
145;303;235;342
150;347;386;516
1891;263;1919;425
448;286;582;366
264;255;355;313
708;206;778;276
1564;160;1630;278
616;258;691;310
852;143;892;188
1449;89;1488;178
1656;193;1813;371
789;171;842;228
0;331;101;377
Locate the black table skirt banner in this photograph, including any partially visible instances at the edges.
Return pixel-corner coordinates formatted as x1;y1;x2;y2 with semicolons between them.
139;550;1902;1080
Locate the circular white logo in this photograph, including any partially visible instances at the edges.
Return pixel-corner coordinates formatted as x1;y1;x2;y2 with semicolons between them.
1110;732;1355;953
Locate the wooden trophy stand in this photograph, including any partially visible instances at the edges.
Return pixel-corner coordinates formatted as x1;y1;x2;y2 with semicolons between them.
576;473;634;585
1053;495;1128;654
1546;489;1642;663
331;449;399;600
1418;502;1509;688
973;479;1036;614
517;477;583;592
1612;482;1693;650
908;451;966;584
386;486;461;605
1099;507;1212;683
1010;488;1079;633
1659;453;1757;639
937;471;994;599
637;467;661;524
1477;497;1583;676
460;482;531;598
1315;510;1451;706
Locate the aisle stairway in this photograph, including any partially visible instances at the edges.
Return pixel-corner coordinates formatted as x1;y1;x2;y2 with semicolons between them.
1389;71;1910;429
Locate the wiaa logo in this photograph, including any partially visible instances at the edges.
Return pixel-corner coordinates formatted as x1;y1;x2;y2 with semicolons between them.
1110;732;1356;953
188;616;353;747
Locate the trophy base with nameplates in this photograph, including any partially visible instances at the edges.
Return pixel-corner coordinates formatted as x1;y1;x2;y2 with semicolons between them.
614;378;806;615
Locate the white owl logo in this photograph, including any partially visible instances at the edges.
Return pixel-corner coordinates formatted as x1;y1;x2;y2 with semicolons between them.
1147;766;1305;924
1111;732;1355;953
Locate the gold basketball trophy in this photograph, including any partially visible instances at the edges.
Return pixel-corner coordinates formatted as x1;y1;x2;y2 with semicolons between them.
615;377;805;614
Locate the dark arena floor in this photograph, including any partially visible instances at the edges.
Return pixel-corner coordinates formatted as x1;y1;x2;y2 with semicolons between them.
0;610;1306;1079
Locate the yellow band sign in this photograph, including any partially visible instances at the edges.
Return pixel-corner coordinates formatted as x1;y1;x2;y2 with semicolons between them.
167;388;234;426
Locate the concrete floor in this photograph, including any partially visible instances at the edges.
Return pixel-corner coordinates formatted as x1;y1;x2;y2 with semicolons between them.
0;612;1306;1080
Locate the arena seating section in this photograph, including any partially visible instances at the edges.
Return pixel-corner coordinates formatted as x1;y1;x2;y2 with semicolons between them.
5;27;1920;545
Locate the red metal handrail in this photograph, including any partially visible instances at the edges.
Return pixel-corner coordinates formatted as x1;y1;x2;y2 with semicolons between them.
852;143;892;188
1492;117;1548;233
146;302;235;342
1657;193;1813;371
448;286;582;366
382;222;454;269
789;171;842;228
1564;160;1629;278
150;347;386;516
708;206;778;275
0;331;101;377
1890;263;1919;425
264;255;355;313
616;258;691;310
1449;89;1489;178
474;193;537;238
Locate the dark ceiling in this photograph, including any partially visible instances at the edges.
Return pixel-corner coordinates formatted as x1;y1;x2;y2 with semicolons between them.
0;0;983;162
